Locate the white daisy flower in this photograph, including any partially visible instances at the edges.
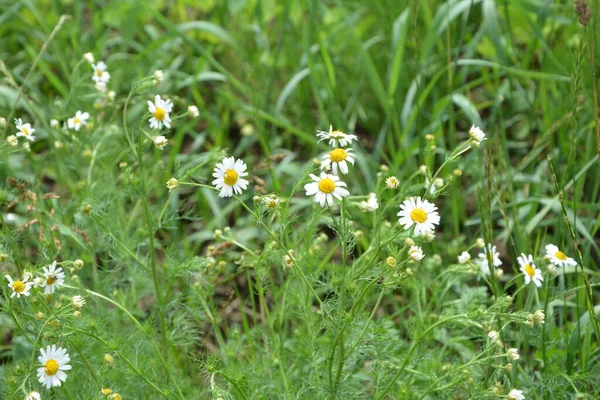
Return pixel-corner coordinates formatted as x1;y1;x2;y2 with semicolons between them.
385;176;400;190
36;345;72;389
188;105;199;118
147;95;173;129
322;147;355;175
359;193;378;212
507;348;519;361
72;295;86;310
316;125;357;147
67;111;90;131
544;244;577;268
42;261;65;294
469;125;486;146
92;61;110;84
5;274;34;298
25;391;41;400
408;246;424;262
397;196;440;236
7;135;18;147
212;156;249;198
508;389;525;400
458;251;471;264
304;172;350;207
477;244;502;276
15;118;36;141
154;135;168;150
518;253;543;288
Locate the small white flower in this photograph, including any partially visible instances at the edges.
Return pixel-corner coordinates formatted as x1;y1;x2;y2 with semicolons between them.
67;111;90;131
154;135;168;150
544;244;577;268
212;156;250;198
508;389;525;400
25;391;41;400
304;172;350;207
458;251;471;264
92;61;110;84
518;253;543;288
188;105;199;118
42;261;65;294
477;244;502;276
507;348;519;361
319;158;332;172
83;52;95;64
14;118;36;141
397;196;440;236
359;193;378;212
469;125;486;146
316;125;357;147
408;246;424;262
147;95;173;129
263;195;279;209
153;69;164;84
36;345;72;389
386;176;400;190
167;178;179;192
533;310;545;325
7;135;18;147
322;147;355;175
5;274;34;298
50;119;59;128
74;259;84;270
283;254;295;269
72;295;86;310
488;330;500;342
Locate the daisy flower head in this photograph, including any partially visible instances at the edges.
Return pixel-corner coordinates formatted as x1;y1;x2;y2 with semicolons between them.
154;135;168;150
42;261;65;294
7;135;18;147
518;253;543;288
188;105;199;118
67;111;90;131
5;274;34;298
304;172;350;207
359;192;378;212
147;95;173;129
507;348;520;361
477;244;502;276
37;345;71;389
458;251;471;264
545;244;577;268
25;391;41;400
469;125;486;146
92;61;110;84
508;389;525;400
408;246;424;262
15;118;36;141
316;125;357;147
397;196;440;236
385;176;400;190
212;156;249;198
322;147;355;175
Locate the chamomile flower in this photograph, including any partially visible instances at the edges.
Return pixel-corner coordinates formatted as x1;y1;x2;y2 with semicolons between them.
92;61;110;84
67;111;90;131
7;135;18;147
72;295;86;310
458;251;471;264
167;178;179;192
212;156;249;198
42;261;65;294
507;348;520;361
15;118;36;141
508;389;525;400
147;95;173;129
469;125;486;146
397;196;440;236
36;345;71;389
316;125;357;147
154;135;168;150
518;253;543;288
408;246;424;262
322;147;355;175
544;244;577;268
385;176;400;190
304;172;350;207
188;105;199;118
5;274;34;298
477;244;502;276
25;391;41;400
359;193;378;212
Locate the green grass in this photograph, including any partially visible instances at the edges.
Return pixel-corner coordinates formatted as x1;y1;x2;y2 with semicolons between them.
1;0;599;399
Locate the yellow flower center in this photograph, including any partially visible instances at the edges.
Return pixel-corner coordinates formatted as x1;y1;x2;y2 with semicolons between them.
154;107;166;121
21;127;30;136
46;276;57;285
555;251;567;260
96;69;103;77
318;178;336;194
74;118;81;125
12;281;25;293
524;264;535;277
330;130;345;138
329;148;347;162
410;208;427;223
224;169;238;186
45;359;59;376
